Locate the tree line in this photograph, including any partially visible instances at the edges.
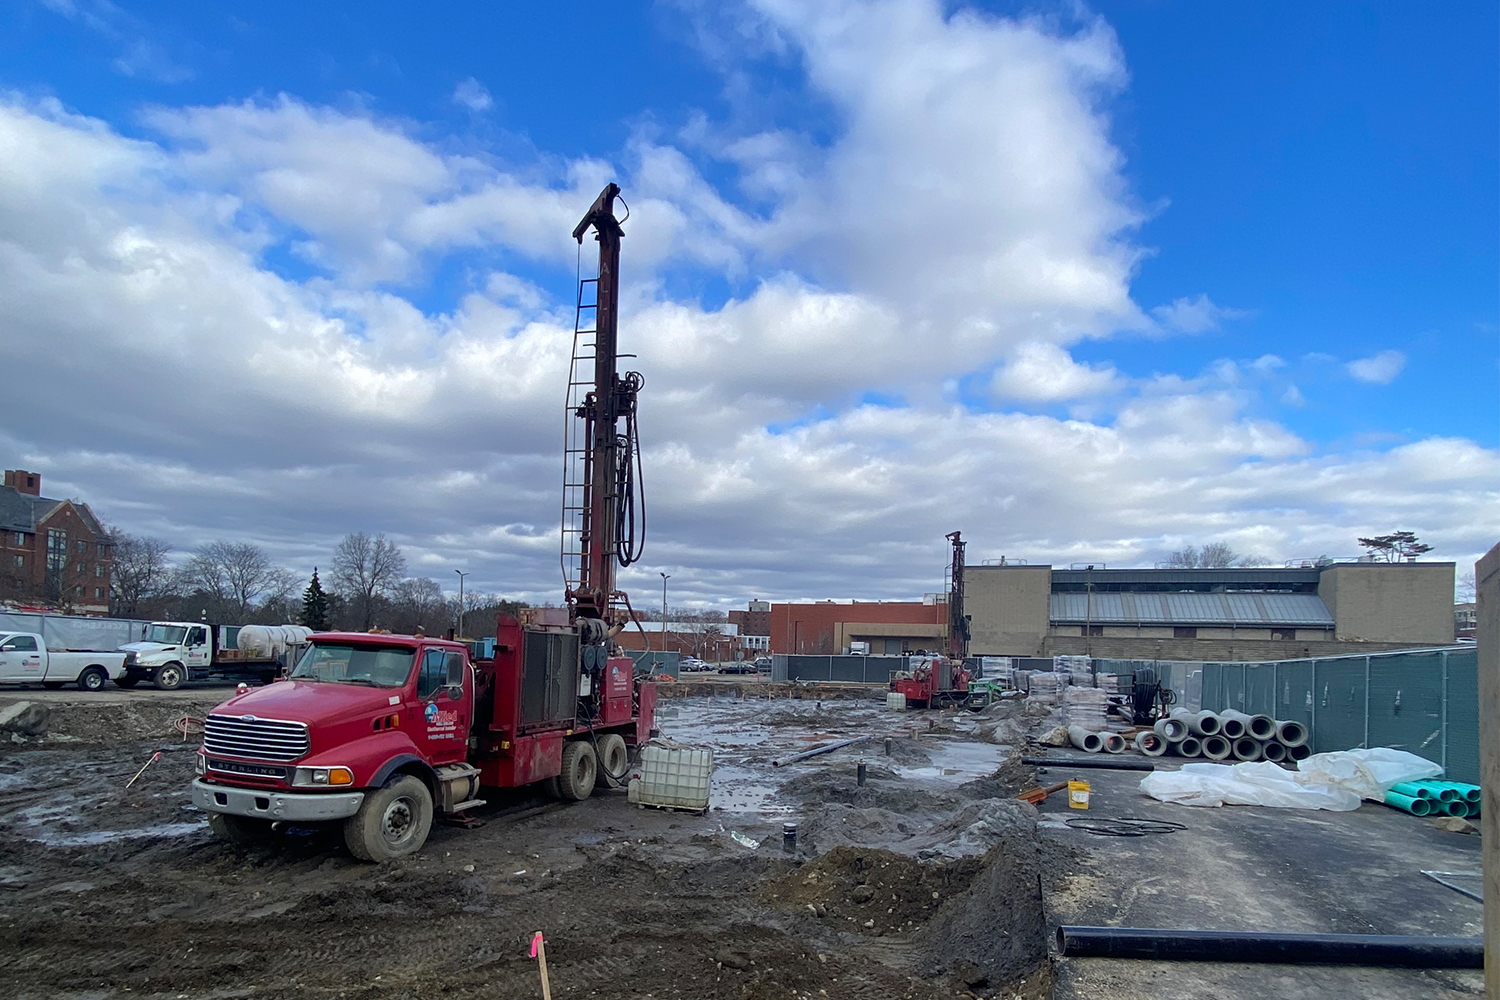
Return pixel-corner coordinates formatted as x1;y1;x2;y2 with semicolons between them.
107;530;523;636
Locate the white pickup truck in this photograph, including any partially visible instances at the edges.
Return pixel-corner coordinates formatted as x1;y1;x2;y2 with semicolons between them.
0;632;128;692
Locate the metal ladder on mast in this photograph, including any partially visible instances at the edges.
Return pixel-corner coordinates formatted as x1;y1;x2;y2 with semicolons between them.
560;276;597;598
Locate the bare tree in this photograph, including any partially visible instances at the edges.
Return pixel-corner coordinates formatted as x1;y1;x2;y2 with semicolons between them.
250;567;304;624
331;532;407;629
181;541;284;621
1457;571;1476;604
106;529;173;617
388;577;448;635
1165;542;1265;569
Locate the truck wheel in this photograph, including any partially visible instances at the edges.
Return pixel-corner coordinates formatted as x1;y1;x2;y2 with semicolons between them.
557;741;597;801
594;734;628;788
209;813;273;845
154;663;184;691
76;667;107;692
114;678;139;688
344;775;433;863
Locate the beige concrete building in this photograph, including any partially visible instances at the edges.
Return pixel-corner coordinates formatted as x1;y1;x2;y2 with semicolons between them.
966;561;1455;661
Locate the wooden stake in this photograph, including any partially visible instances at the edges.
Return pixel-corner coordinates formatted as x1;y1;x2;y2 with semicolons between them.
125;751;161;789
530;931;552;1000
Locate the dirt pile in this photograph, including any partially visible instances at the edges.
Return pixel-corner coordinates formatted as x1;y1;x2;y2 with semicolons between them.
762;845;984;935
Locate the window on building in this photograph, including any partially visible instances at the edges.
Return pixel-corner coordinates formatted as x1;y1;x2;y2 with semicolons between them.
12;532;22;546
12;555;21;568
1173;626;1198;639
95;563;103;578
46;530;66;575
96;541;106;557
1271;628;1295;641
74;585;83;596
95;587;104;599
76;540;86;554
76;562;85;574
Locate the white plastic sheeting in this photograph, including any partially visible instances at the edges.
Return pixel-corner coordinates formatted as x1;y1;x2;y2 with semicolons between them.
1139;748;1444;811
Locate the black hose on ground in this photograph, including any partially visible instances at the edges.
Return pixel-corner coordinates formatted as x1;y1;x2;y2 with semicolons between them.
1056;926;1483;968
1021;755;1155;772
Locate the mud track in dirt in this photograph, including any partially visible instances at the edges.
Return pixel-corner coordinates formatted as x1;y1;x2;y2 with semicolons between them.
0;699;1053;1000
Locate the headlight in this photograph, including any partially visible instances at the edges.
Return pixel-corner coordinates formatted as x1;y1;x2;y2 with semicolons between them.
291;766;353;787
195;753;206;775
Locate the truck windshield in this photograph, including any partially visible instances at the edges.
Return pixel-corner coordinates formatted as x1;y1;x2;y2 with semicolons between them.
143;625;188;644
291;644;414;688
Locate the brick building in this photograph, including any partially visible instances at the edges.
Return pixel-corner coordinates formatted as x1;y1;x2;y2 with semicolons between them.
770;599;948;655
728;599;771;639
0;469;113;614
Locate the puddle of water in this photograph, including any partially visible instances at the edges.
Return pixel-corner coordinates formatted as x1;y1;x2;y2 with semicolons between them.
35;821;207;847
893;740;1009;784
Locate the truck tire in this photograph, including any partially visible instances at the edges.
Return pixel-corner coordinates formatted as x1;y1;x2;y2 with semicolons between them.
594;734;628;788
557;741;597;801
154;663;184;691
209;813;273;845
114;678;139;688
76;667;107;692
343;775;433;863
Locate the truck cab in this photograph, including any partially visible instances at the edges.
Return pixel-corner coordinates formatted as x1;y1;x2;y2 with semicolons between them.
192;632;478;861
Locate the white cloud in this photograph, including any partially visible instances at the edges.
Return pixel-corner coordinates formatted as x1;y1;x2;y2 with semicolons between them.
1151;293;1249;334
1280;384;1306;407
0;2;1493;610
451;78;494;112
1347;349;1407;385
993;342;1121;402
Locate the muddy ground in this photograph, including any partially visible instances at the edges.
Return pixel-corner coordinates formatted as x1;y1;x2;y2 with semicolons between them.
0;692;1057;1000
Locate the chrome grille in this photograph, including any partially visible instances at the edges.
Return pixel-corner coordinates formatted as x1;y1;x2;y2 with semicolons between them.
203;715;310;763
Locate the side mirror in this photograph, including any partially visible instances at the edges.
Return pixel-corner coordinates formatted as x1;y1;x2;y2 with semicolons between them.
446;658;466;687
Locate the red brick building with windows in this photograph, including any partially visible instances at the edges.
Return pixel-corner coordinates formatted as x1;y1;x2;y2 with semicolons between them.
0;469;114;614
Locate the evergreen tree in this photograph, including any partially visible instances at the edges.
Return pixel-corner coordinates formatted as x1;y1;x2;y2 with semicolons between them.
300;567;331;631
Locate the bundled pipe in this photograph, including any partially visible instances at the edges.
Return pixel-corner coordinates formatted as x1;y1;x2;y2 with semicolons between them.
1153;717;1188;742
1392;780;1481;805
1260;741;1288;764
1055;926;1483;969
1174;736;1202;758
1200;735;1232;761
1275;720;1308;748
1385;790;1433;816
1101;732;1127;754
1218;714;1246;739
1068;726;1104;753
1135;731;1169;757
1287;743;1311;762
1231;737;1262;762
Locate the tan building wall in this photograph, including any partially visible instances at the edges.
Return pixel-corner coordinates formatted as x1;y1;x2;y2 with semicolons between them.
965;565;1051;655
1319;562;1455;644
834;621;945;655
1042;634;1434;662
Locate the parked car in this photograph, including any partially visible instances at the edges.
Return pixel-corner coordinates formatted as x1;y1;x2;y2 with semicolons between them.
680;657;711;672
753;656;773;673
717;661;756;674
0;631;128;691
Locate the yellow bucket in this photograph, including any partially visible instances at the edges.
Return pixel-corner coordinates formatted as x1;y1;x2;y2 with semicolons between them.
1068;779;1091;810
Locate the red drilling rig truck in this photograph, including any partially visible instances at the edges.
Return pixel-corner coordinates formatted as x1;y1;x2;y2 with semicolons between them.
190;185;658;861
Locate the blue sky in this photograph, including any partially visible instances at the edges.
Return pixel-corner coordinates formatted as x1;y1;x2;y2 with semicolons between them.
0;1;1495;605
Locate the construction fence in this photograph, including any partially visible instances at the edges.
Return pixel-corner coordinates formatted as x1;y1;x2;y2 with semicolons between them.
1094;646;1479;785
770;654;910;685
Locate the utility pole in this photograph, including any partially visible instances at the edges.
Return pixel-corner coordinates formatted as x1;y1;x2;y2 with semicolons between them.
454;569;469;639
660;572;670;655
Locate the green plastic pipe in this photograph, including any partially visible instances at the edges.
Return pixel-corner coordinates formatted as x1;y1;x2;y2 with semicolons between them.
1384;791;1432;816
1389;782;1433;800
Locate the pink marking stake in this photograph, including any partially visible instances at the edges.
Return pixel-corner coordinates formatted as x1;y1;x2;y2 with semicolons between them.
530;931;552;1000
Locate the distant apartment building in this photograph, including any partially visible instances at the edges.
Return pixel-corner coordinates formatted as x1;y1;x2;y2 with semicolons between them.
728;599;771;638
0;469;114;614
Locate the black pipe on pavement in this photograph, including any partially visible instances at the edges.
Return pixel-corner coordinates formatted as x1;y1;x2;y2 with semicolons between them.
1056;926;1483;969
1021;755;1155;772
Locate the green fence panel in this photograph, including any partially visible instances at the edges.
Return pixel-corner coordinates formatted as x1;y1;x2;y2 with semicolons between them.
1244;663;1277;716
1366;651;1445;764
1313;658;1367;753
1220;663;1246;712
1200;663;1222;711
1444;651;1480;785
1274;660;1314;732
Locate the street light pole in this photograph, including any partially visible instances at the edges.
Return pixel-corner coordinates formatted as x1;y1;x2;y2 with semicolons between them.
660;572;670;656
454;569;469;639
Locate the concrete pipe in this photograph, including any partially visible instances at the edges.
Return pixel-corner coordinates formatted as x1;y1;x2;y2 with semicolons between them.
1154;717;1189;742
1220;709;1274;740
1287;742;1311;761
1231;737;1262;762
1135;731;1169;757
1182;711;1222;737
1261;741;1288;763
1068;726;1104;753
1175;736;1202;758
1275;720;1308;748
1101;732;1127;754
1201;735;1232;761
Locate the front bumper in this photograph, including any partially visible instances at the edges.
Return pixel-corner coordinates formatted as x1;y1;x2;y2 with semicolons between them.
192;778;364;822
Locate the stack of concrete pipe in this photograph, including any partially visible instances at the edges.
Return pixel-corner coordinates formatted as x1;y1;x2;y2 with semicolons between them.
1149;709;1309;763
1069;726;1128;754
